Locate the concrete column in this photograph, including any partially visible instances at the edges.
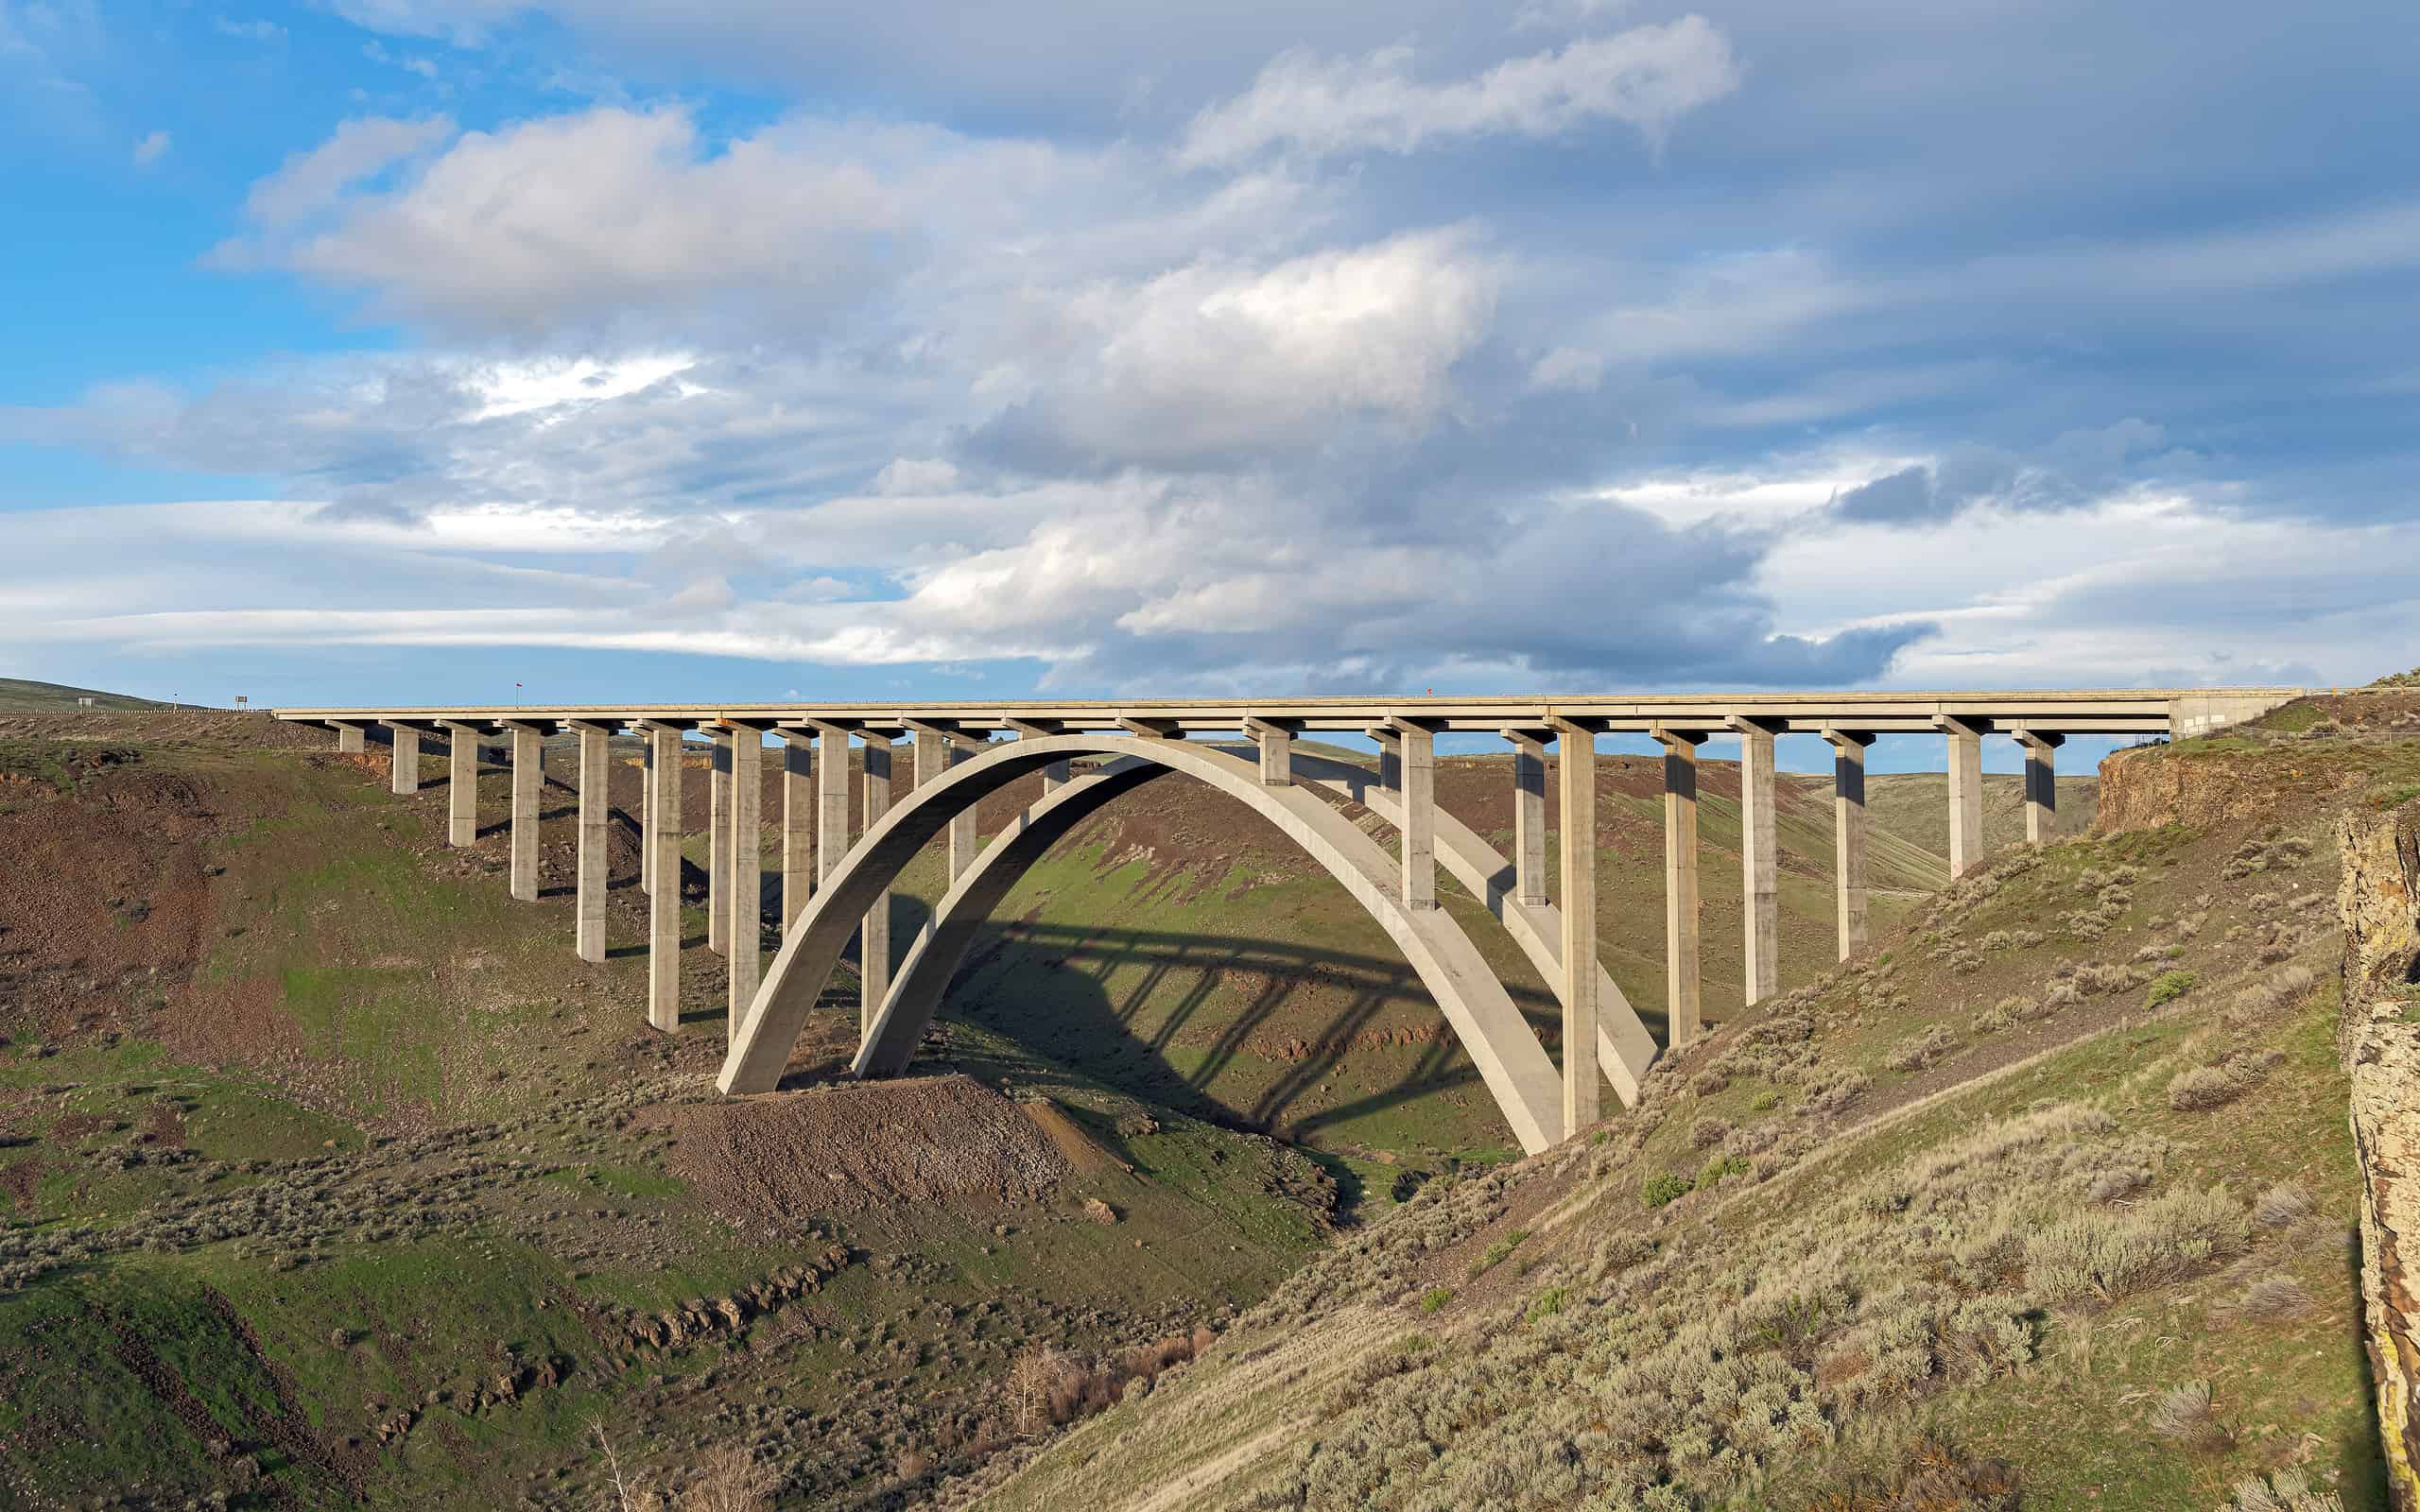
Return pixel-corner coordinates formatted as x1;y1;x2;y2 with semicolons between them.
1372;728;1402;798
573;722;609;964
1824;729;1872;964
1654;729;1703;1048
385;723;421;795
641;738;657;896
814;725;852;884
1734;718;1779;1008
2017;730;2065;845
334;722;366;754
507;722;543;902
1551;718;1599;1138
1942;716;1984;878
441;721;480;848
947;741;977;882
1246;718;1294;786
1509;731;1547;907
707;730;732;956
780;733;812;931
728;728;763;1031
859;739;892;1037
1395;722;1437;911
1009;720;1069;794
646;724;685;1033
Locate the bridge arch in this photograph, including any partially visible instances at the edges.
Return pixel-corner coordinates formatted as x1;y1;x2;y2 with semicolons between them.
855;747;1659;1110
717;734;1567;1152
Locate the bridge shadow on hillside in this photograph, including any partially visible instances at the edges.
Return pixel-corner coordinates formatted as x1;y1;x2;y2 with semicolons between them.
874;901;1668;1150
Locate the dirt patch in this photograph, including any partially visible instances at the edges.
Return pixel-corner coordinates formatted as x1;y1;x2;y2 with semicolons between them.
1020;1100;1124;1176
0;1154;40;1210
657;1074;1072;1221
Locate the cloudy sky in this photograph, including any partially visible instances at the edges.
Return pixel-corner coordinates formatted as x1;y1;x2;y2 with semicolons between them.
5;0;2417;763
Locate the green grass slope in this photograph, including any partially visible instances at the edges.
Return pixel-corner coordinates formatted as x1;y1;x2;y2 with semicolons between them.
0;676;174;712
974;722;2408;1512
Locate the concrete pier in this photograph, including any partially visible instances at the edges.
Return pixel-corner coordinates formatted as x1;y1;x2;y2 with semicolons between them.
2017;730;2064;845
860;738;892;1032
728;726;763;1028
1509;731;1548;908
441;721;480;848
707;729;732;955
573;721;610;964
1245;718;1295;786
1734;716;1779;1008
1008;718;1070;793
1941;715;1984;877
641;738;656;896
1552;718;1599;1137
1654;729;1703;1047
813;725;851;885
1825;728;1872;963
385;723;421;795
780;734;812;930
645;723;685;1032
335;722;367;753
946;740;977;882
1393;721;1437;911
505;721;543;902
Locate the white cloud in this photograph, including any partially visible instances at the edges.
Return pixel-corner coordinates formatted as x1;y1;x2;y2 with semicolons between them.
231;114;457;232
131;129;170;167
1179;18;1739;167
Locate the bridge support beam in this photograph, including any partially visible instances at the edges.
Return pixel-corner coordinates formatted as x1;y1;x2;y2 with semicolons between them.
641;738;656;896
573;721;610;964
947;744;977;882
644;722;686;1032
1550;717;1599;1139
813;725;851;885
707;729;732;956
1824;728;1873;964
1654;728;1703;1047
729;727;764;1028
1008;719;1069;794
1245;718;1295;786
440;721;480;848
780;733;812;931
333;721;367;753
1940;715;1985;878
1391;721;1438;911
2016;730;2064;845
505;721;544;902
385;723;421;795
860;737;893;1034
1732;715;1781;1008
1508;731;1548;908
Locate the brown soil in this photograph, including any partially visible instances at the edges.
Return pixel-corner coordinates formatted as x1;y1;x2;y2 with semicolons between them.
655;1074;1073;1221
1019;1100;1123;1175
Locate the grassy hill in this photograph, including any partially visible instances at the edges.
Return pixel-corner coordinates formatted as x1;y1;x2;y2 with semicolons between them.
971;703;2410;1512
0;676;175;712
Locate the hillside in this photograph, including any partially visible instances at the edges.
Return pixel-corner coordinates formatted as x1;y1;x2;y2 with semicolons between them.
967;700;2416;1511
0;676;174;712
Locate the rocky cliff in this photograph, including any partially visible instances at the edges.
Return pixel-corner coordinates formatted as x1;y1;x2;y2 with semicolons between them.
2337;797;2420;1509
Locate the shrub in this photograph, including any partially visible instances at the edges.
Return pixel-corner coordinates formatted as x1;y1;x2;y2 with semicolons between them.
1750;1090;1781;1112
1642;1173;1694;1209
2221;1468;2347;1511
2145;971;2199;1008
2025;1186;2251;1303
2224;1274;2311;1320
1803;1067;1873;1114
1419;1287;1455;1313
1467;1229;1529;1279
2167;1067;2238;1110
1688;1116;1732;1150
1886;1024;1960;1072
1804;1436;2020;1512
1698;1155;1751;1190
1525;1285;1568;1323
2150;1380;2229;1452
2253;1183;2314;1227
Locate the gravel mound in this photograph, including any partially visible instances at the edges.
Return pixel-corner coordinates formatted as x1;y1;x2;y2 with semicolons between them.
664;1074;1073;1219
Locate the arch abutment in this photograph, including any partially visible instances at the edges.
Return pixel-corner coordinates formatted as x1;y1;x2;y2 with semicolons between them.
717;736;1564;1154
1288;750;1655;1106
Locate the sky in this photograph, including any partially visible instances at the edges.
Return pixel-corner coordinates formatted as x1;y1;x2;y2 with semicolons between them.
3;0;2416;776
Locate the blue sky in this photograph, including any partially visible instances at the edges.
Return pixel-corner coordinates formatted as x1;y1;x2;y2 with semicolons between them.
2;0;2416;775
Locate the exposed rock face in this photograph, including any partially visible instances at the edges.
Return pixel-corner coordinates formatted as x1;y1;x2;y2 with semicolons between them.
2337;799;2420;1510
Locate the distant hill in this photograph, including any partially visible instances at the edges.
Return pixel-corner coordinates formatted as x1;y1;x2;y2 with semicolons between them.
0;678;175;713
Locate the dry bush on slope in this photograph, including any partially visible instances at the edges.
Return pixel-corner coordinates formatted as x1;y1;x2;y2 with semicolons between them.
592;1429;780;1512
1802;1435;2020;1511
1219;1103;2237;1512
2221;1468;2346;1511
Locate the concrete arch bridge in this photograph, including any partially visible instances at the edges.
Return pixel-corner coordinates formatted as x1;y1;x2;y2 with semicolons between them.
276;690;2294;1153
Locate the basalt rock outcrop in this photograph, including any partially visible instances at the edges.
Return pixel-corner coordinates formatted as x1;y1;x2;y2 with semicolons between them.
2337;796;2420;1509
